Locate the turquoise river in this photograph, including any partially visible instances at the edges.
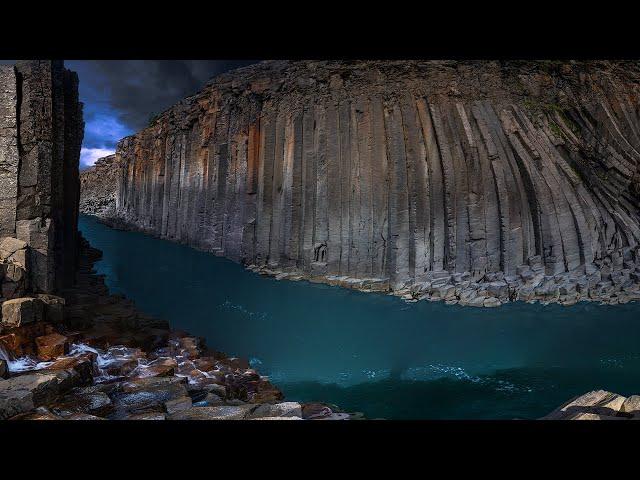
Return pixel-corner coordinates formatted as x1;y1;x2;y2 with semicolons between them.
79;214;640;419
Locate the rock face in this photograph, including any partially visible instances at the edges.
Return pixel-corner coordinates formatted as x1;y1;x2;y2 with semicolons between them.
543;390;640;420
89;60;640;306
0;61;84;294
79;155;120;217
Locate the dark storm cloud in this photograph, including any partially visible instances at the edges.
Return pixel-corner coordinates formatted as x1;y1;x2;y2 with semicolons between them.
0;60;257;167
79;60;257;130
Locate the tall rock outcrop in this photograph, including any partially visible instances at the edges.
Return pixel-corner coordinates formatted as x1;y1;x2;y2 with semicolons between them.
104;60;640;305
0;60;84;295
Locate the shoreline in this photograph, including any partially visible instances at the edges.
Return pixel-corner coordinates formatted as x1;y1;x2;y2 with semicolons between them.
0;233;356;420
96;213;640;309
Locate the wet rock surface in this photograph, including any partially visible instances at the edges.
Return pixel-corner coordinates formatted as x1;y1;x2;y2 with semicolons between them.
0;237;354;421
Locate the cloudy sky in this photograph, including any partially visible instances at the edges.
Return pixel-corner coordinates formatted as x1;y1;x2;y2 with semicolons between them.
1;60;257;168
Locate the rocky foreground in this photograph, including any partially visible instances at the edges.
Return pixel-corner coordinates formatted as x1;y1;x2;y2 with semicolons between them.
0;236;355;421
543;390;640;420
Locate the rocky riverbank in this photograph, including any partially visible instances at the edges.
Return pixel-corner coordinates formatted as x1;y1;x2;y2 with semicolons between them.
0;235;356;420
95;213;640;308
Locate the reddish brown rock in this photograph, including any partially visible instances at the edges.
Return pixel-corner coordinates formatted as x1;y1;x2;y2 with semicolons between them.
217;357;249;371
193;357;217;372
35;332;69;361
0;322;55;357
43;354;95;386
130;357;177;379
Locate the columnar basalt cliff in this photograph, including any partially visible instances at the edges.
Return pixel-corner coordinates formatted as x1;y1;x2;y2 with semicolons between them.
0;60;84;295
102;60;640;306
79;154;120;217
2;62;345;421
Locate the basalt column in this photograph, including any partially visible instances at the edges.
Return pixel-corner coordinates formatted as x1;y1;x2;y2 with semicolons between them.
0;61;84;295
111;61;640;304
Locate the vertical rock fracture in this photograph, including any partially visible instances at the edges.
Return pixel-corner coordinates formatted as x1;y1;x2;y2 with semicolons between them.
1;60;84;296
91;61;640;306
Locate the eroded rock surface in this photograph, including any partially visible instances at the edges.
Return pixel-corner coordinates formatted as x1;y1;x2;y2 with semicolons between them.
81;60;640;306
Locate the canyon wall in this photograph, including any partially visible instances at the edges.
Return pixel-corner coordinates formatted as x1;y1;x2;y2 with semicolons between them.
0;60;84;296
105;61;640;305
79;154;120;217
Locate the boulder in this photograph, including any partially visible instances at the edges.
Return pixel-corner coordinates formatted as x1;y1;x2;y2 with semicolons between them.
43;355;95;386
248;402;303;419
164;396;192;415
65;413;106;420
35;294;65;323
4;264;25;283
0;237;28;262
566;412;625;420
301;402;334;419
0;322;55;358
130;357;177;379
178;336;205;358
0;369;85;419
1;297;44;328
35;333;69;361
483;297;501;307
168;404;255;420
50;390;113;418
620;395;640;416
110;377;189;419
10;407;61;420
542;390;627;419
0;359;7;379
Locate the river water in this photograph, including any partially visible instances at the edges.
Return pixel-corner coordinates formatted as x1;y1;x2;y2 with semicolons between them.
79;214;640;419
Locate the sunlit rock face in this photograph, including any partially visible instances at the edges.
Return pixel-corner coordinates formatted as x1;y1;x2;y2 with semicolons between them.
108;60;640;303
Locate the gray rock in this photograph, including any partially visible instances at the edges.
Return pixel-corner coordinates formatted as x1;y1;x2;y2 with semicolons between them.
0;369;83;420
168;404;255;420
620;395;640;416
248;401;303;419
1;297;44;327
542;390;627;420
79;60;640;307
164;396;193;415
